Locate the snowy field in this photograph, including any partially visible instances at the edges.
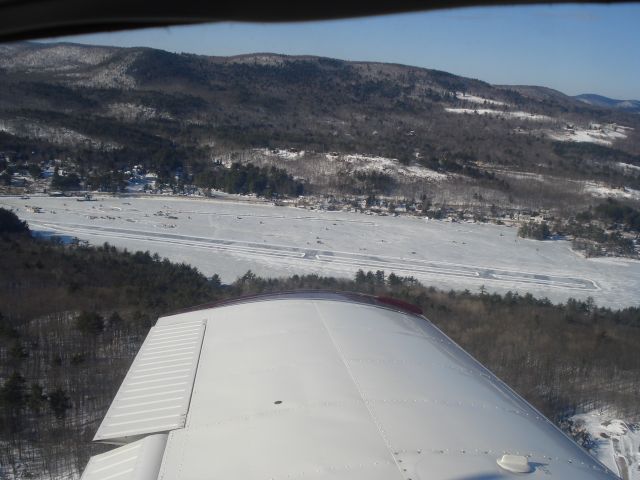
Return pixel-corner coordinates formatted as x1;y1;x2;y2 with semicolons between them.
2;195;640;308
455;92;507;106
572;411;640;480
445;107;552;121
445;101;633;146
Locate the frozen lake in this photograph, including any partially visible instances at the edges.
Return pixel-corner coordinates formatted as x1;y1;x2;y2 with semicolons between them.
2;195;639;308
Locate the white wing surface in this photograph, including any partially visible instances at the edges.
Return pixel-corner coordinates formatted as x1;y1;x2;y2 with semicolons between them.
82;293;618;480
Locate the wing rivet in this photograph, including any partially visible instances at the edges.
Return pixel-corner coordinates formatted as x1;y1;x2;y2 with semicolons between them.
497;454;532;473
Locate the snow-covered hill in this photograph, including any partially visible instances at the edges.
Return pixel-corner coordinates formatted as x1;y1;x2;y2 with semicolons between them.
575;94;640;115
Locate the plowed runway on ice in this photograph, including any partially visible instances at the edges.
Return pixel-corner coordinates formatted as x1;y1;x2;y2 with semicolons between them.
2;195;637;307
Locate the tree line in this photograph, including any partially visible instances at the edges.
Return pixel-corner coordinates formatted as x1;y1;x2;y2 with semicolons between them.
517;199;639;257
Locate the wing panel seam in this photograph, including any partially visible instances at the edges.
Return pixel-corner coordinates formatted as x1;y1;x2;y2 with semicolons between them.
312;301;405;480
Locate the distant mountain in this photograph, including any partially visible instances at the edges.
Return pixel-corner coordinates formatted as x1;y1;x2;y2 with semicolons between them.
0;42;639;201
574;94;640;114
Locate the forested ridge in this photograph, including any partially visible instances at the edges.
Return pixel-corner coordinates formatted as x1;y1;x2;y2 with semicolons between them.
1;42;640;204
1;209;639;477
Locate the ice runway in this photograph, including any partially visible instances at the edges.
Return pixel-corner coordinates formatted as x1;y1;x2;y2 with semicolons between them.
29;220;598;292
2;195;638;307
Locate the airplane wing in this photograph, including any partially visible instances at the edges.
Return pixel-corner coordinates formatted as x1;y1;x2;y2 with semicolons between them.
80;292;618;480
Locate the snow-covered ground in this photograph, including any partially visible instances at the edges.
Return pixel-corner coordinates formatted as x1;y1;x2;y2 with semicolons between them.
257;148;306;160
332;153;447;181
618;162;640;173
583;182;640;201
549;124;631;146
1;463;77;480
0;119;120;150
1;195;639;307
445;107;553;121
572;411;640;480
248;150;450;185
446;101;634;146
455;92;507;106
106;102;173;122
485;169;640;201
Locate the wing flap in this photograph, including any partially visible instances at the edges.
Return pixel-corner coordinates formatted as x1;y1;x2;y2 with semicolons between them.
93;319;206;443
81;433;168;480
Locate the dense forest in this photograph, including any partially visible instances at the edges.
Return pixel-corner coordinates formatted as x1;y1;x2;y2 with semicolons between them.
1;208;639;477
193;162;304;197
517;198;639;257
589;197;640;231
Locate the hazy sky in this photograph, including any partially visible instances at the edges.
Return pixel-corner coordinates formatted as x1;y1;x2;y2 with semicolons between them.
43;4;640;99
